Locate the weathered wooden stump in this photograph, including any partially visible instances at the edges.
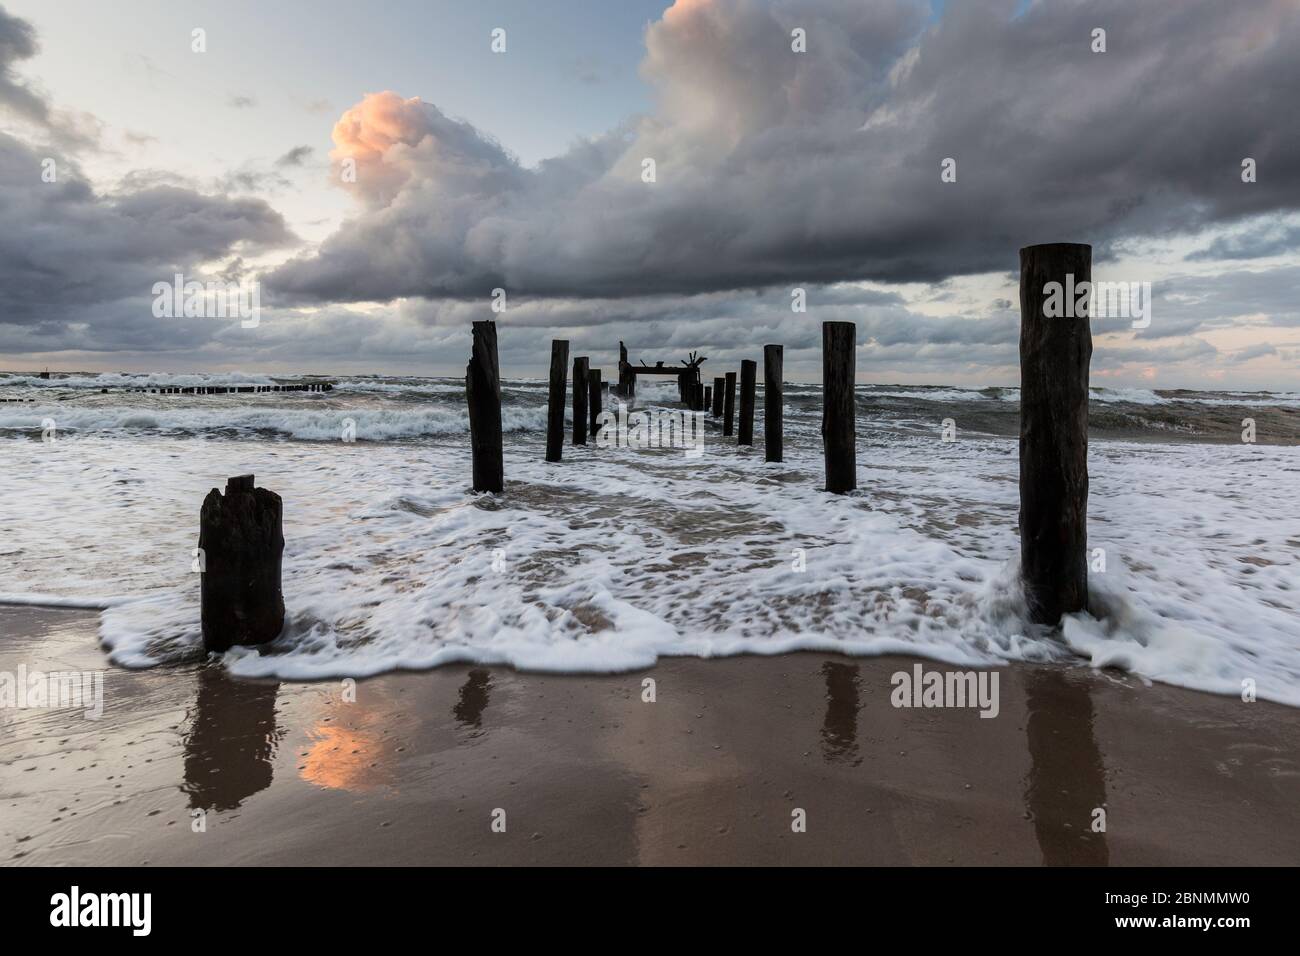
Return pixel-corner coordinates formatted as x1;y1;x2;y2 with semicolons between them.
572;356;590;445
823;322;856;493
588;368;603;440
764;344;783;462
545;339;568;463
466;320;504;493
738;359;757;445
1019;242;1092;624
712;377;724;417
199;475;285;653
723;372;737;437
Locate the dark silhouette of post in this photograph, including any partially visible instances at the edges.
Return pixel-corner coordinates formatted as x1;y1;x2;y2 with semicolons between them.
199;475;284;652
712;377;724;417
723;371;737;437
704;385;712;412
764;344;783;462
572;356;589;445
822;322;856;493
588;368;603;440
1019;243;1092;624
618;341;634;397
738;359;756;445
545;340;568;463
466;320;504;493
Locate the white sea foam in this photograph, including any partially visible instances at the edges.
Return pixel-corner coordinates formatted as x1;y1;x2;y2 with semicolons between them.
4;380;1297;705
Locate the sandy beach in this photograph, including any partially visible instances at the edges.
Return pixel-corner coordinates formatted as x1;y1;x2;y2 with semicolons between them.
3;604;1295;867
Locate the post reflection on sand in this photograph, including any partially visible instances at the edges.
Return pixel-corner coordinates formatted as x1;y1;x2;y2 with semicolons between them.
1023;667;1110;866
820;661;861;765
182;666;280;811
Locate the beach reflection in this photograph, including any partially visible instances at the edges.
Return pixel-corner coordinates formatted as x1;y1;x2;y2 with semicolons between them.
1023;667;1109;865
454;668;492;731
182;666;280;811
299;723;388;792
820;661;861;764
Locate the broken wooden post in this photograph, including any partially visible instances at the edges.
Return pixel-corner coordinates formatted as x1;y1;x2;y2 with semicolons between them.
572;356;590;445
1019;242;1092;624
712;377;724;417
764;344;783;462
466;320;504;493
823;321;856;493
545;339;569;463
738;359;757;446
199;475;284;652
723;371;737;437
588;368;603;440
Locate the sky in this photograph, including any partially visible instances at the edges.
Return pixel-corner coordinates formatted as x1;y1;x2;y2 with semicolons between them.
1;0;1298;388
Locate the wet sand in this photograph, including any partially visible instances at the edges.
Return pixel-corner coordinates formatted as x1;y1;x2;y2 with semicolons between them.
2;604;1297;866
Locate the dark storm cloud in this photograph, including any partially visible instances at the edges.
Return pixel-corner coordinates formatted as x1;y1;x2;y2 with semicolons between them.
0;129;295;351
0;3;45;123
267;0;1300;305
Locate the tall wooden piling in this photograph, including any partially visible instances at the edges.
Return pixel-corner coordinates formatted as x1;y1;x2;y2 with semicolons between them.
822;322;856;493
712;377;724;417
545;340;568;463
466;320;504;493
573;356;590;445
704;385;712;412
588;368;603;440
723;371;737;437
199;475;284;652
1019;243;1092;624
738;360;757;445
764;344;783;462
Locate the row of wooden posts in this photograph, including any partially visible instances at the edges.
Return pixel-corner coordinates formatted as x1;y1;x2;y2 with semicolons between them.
468;323;858;495
198;243;1091;655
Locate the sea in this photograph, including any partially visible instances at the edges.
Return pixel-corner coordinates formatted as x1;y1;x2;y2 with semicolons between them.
2;371;1297;704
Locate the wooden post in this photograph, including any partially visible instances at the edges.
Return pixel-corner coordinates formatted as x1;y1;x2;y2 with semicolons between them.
764;344;783;462
199;475;284;652
572;356;589;445
723;371;737;437
712;377;724;417
619;341;634;397
823;322;856;493
704;385;712;412
545;339;568;463
738;359;757;445
1019;242;1092;624
588;368;603;440
466;320;504;493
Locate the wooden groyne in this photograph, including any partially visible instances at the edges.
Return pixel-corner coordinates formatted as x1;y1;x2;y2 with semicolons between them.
132;383;334;394
188;239;1099;649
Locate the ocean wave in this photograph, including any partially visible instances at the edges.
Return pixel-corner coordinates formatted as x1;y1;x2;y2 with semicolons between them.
0;371;281;389
0;405;548;439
